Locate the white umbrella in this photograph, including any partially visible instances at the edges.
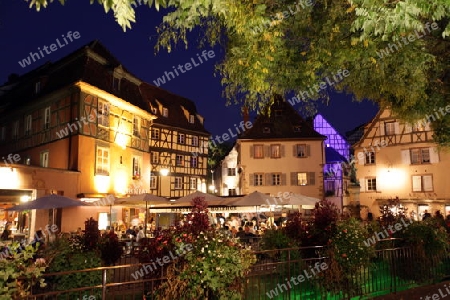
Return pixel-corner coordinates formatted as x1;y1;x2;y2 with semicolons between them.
226;191;275;228
280;193;320;206
174;191;223;204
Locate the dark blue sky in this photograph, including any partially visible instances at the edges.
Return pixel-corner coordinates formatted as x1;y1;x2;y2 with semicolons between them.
0;0;378;138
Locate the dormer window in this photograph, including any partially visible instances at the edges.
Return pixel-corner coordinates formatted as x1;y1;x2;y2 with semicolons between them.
263;126;271;133
189;115;195;124
162;107;169;117
113;77;120;91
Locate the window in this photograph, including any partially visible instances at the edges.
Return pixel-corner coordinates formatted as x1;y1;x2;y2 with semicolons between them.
366;178;377;191
292;172;315;186
151;151;159;164
174;177;182;189
365;151;375;164
272;173;281;186
132;156;141;179
293;126;301;132
151;128;160;140
271;144;281;158
162;107;168;117
0;127;5;141
227;168;236;176
190;156;198;168
412;175;433;192
12;120;19;139
96;146;110;175
325;181;336;196
190;178;197;190
191;136;198;147
150;176;157;189
24;115;32;135
44;106;51;129
35;82;41;94
254;173;263;186
40;151;49;168
98;101;110;127
189;115;195;124
176;155;184;166
133;116;140;137
178;133;185;144
296;144;308;157
113;77;120;91
385;122;395;135
263;126;271;133
411;148;430;164
228;189;237;196
253;145;264;158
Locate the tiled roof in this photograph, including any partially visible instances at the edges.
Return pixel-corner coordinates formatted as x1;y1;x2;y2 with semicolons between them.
239;95;326;140
0;41;209;135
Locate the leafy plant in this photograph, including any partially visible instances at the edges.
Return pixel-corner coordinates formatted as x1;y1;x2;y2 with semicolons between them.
0;242;46;299
99;231;123;266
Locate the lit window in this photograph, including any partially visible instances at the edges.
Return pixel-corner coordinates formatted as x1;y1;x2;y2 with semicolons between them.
151;128;160;140
190;178;197;190
24;115;32;135
189;115;195;124
44;106;51;129
296;144;307;157
150;176;157;189
385;122;395;135
295;172;315;186
162;107;169;117
178;133;185;144
190;156;198;168
366;178;377;191
253;144;264;158
176;155;184;166
151;152;159;164
297;173;307;185
40;151;49;168
96;146;110;175
98;101;110;127
365;152;375;164
272;173;281;186
411;148;430;164
191;136;198;147
271;144;281;158
133;116;140;137
254;173;263;186
227;168;236;176
174;177;183;189
412;175;433;192
132;156;141;179
35;82;41;94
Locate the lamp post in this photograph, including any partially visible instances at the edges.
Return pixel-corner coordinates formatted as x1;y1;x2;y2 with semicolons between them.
209;169;216;194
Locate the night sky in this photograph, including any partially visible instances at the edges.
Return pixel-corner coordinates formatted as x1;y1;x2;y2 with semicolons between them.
0;0;378;138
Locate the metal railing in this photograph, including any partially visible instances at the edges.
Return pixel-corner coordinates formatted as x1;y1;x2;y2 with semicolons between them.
20;241;449;299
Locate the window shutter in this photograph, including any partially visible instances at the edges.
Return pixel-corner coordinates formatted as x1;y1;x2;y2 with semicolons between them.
264;146;270;157
429;147;439;163
291;172;297;185
401;149;411;165
250;146;253;158
306;145;311;156
394;122;400;134
379;123;385;136
357;152;364;165
423;175;433;191
404;123;412;133
281;173;286;185
280;145;285;157
249;173;254;186
412;176;422;192
293;145;297;157
265;173;272;186
359;178;365;192
308;172;315;185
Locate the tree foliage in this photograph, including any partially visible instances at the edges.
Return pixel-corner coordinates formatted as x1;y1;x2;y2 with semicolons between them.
27;0;450;145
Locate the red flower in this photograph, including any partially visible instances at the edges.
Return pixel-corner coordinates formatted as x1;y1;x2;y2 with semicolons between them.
342;253;347;258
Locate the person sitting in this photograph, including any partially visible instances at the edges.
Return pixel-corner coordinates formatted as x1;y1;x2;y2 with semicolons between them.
136;226;145;242
1;227;10;241
236;227;246;240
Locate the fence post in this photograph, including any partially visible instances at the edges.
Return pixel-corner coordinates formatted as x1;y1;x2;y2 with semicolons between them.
102;269;107;299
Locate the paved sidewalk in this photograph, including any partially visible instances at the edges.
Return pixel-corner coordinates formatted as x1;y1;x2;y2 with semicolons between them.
371;281;450;299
